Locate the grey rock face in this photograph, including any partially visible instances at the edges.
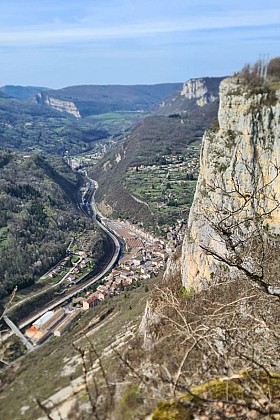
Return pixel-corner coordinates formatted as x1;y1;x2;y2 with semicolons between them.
180;77;280;290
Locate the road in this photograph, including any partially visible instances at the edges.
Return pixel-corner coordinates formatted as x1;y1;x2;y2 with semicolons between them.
6;256;83;315
3;176;121;336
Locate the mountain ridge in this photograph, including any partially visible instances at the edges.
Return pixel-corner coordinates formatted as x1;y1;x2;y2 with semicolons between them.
35;83;183;117
0;85;48;101
90;76;222;227
156;76;225;116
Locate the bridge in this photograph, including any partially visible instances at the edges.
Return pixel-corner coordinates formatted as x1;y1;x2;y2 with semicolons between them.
3;315;34;351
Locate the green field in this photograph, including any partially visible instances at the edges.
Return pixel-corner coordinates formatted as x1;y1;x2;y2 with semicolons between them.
86;111;149;133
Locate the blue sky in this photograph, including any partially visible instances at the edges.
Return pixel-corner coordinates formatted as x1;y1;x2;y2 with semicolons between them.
0;0;279;88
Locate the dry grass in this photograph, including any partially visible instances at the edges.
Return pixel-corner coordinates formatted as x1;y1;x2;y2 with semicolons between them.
0;277;156;420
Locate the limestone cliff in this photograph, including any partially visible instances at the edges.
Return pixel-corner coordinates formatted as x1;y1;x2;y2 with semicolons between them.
180;77;220;106
36;93;81;118
157;77;223;116
181;76;280;291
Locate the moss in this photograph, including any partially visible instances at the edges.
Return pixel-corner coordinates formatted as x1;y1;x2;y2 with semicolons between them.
152;400;193;420
190;378;244;400
114;384;143;420
151;371;280;419
178;285;192;299
79;392;88;403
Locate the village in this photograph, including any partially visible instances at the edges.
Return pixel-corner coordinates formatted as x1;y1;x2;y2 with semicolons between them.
24;217;186;345
65;137;118;170
82;219;169;310
23;147;189;346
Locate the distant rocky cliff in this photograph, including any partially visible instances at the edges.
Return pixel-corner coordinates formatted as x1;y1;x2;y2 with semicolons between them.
180;76;280;291
157;77;224;116
180;77;220;106
34;83;182;118
36;93;81;118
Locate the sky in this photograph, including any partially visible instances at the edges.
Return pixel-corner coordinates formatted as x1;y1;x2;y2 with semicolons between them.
0;0;279;88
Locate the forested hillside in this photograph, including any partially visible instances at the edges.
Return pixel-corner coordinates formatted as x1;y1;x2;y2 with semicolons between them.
0;85;47;101
0;150;96;298
0;83;182;156
0;94;108;155
91;100;218;227
36;83;182;116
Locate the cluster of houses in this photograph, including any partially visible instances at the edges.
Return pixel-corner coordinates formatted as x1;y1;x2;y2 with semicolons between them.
26;218;185;341
66;140;116;170
82;221;169;311
45;246;94;288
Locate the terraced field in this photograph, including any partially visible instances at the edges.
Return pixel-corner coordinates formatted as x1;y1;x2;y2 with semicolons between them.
124;147;200;226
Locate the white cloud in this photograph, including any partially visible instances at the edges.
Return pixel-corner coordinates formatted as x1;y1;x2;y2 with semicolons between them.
0;8;279;46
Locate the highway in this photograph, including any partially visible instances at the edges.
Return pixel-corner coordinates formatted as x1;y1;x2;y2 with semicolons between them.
3;176;121;335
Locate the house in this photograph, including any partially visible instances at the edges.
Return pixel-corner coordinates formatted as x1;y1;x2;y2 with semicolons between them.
153;249;167;259
144;260;153;270
83;295;99;310
79;260;87;269
95;291;105;301
122;278;133;287
140;269;152;280
152;256;164;268
132;256;143;266
77;251;86;257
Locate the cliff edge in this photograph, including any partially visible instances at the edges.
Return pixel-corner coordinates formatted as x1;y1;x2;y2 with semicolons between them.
181;75;280;292
157;76;224;116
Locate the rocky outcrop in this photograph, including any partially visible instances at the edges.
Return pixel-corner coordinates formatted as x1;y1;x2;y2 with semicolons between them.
36;93;81;118
163;247;182;281
181;77;280;291
180;77;220;106
138;300;161;351
157;77;223;116
134;75;280;420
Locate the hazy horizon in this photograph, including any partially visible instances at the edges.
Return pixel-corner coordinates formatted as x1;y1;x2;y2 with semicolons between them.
1;0;279;88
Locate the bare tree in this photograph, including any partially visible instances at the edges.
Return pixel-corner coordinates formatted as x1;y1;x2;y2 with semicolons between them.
127;273;280;418
200;154;280;298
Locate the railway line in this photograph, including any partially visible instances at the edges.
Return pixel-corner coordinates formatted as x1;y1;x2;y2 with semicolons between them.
2;176;121;340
